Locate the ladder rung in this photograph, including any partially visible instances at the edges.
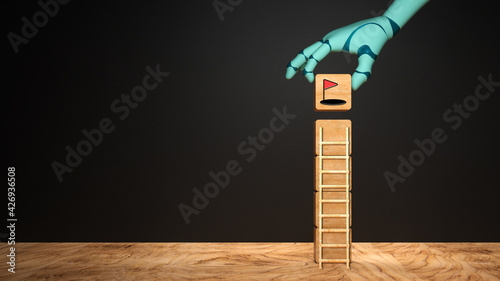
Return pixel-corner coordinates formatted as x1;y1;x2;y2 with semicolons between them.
320;214;348;218
320;156;348;159
320;228;347;232
320;141;347;145
320;259;348;263
321;170;347;174
320;184;347;188
320;199;348;203
321;243;348;247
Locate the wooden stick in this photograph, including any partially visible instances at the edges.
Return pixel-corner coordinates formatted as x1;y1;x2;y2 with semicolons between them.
345;126;351;269
319;127;324;269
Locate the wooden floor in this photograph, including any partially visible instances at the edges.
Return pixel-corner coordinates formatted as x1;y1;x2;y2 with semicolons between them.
1;243;499;280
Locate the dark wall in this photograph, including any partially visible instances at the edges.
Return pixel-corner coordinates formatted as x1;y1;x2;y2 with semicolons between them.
4;0;499;242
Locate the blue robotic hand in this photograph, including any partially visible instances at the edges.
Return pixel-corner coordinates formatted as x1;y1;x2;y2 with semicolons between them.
285;0;429;90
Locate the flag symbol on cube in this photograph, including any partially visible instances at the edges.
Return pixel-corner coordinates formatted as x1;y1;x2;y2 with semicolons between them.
315;74;351;111
321;79;345;106
323;79;338;90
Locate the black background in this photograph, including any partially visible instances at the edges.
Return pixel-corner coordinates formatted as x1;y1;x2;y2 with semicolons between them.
3;0;499;242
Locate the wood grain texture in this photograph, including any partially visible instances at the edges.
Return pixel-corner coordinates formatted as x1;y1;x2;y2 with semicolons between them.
314;156;352;191
314;227;352;262
1;243;498;280
314;191;352;227
314;120;352;156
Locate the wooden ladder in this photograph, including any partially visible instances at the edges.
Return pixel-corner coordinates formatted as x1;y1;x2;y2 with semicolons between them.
318;126;351;269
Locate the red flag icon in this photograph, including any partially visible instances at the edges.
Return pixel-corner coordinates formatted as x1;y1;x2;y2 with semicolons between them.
323;79;338;90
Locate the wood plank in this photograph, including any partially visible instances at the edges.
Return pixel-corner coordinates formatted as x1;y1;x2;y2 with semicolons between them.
1;243;499;280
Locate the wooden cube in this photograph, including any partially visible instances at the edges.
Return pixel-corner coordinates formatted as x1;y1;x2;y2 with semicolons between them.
314;226;352;262
314;191;352;228
315;74;351;111
314;120;352;156
314;156;352;191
